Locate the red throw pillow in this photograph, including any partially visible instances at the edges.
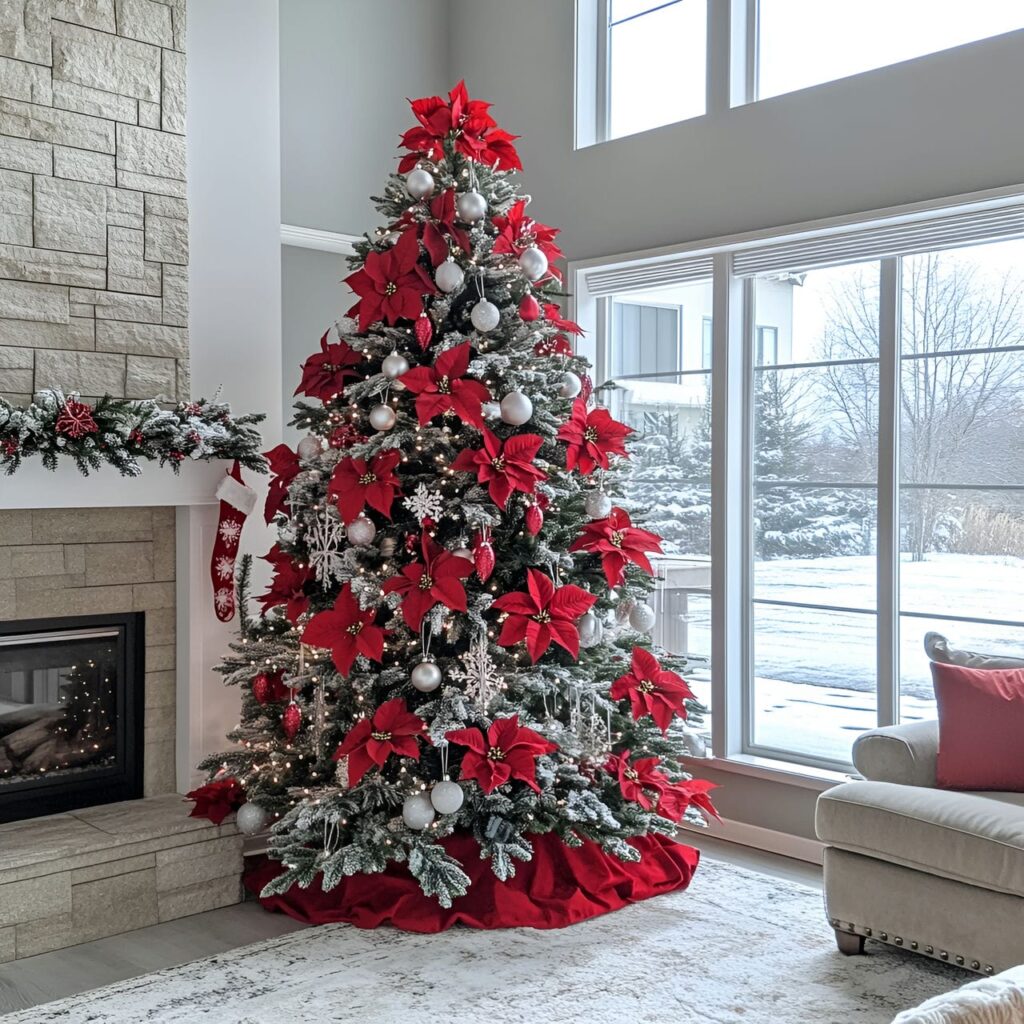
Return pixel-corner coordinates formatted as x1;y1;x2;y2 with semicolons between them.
932;662;1024;791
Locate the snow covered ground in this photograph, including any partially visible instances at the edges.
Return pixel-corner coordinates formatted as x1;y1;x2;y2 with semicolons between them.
670;552;1024;763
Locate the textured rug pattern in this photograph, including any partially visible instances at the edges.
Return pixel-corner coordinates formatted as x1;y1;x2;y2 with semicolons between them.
6;859;966;1024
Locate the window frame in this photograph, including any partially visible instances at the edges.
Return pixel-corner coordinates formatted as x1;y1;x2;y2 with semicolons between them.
569;184;1024;779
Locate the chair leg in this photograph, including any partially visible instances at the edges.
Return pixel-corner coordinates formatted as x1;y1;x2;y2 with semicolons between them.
834;928;866;956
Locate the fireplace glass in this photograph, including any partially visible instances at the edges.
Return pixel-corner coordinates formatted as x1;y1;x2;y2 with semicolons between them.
0;613;144;822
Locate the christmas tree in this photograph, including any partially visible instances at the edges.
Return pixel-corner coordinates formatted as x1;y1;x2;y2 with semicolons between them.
195;82;715;919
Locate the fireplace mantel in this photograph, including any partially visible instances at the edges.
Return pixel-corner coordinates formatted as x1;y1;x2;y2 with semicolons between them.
0;460;230;512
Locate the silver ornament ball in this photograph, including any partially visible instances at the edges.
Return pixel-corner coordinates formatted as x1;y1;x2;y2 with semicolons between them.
629;602;657;632
584;490;613;520
482;400;501;421
435;260;465;293
368;403;397;432
381;351;409;379
455;190;487;223
296;434;322;460
500;391;533;426
411;660;442;693
470;298;501;333
236;802;269;836
346;515;376;547
518;245;549;281
405;168;435;200
558;371;582;399
402;792;436;830
430;780;465;815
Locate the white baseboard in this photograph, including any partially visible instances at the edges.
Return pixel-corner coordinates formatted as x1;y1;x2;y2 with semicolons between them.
678;816;824;865
280;223;361;254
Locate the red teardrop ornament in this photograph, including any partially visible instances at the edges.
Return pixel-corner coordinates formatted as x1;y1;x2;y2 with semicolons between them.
518;294;540;321
473;533;496;583
281;702;302;741
525;502;544;536
414;313;434;350
252;673;272;705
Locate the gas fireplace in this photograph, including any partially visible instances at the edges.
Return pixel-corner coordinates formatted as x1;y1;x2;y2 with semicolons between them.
0;613;145;823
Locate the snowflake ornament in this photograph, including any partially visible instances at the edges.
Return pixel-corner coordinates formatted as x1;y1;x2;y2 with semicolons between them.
449;631;502;709
218;519;242;544
306;510;346;586
403;482;445;524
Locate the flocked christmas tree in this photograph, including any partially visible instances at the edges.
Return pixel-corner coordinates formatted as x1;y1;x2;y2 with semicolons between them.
195;82;716;913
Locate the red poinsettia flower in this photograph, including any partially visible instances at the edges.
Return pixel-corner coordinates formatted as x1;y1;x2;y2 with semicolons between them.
258;545;312;624
55;398;98;438
491;200;563;281
604;750;671;810
382;532;473;631
328;448;402;524
557;400;633;475
542;303;584;336
423;189;473;265
345;228;436;332
492;567;597;662
398;80;522;173
332;698;427;787
450;429;547;508
294;330;364;402
399;342;491;428
186;778;245;825
302;582;387;677
609;647;693;734
263;443;301;524
658;779;720;822
445;715;557;794
569;507;663;586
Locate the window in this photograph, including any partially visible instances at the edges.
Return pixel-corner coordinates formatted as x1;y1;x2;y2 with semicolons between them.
604;281;714;734
577;193;1024;774
755;325;779;366
579;0;707;144
757;1;1024;101
577;1;1024;144
701;316;713;369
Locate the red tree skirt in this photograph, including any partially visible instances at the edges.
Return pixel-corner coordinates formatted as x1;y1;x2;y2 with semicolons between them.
244;831;699;932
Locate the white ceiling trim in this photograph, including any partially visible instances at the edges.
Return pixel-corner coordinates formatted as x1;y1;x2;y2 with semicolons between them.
280;224;361;254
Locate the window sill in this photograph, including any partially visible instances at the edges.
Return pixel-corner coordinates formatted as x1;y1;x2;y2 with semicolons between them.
681;752;854;792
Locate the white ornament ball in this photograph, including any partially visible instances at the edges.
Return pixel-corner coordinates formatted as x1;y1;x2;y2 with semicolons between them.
411;660;442;693
456;190;487;222
346;515;376;547
381;351;409;379
236;802;269;836
405;168;435;200
368;403;397;432
518;245;549;281
435;260;465;293
584;490;613;520
558;371;582;399
430;780;465;815
296;434;322;460
402;792;436;830
578;611;603;649
470;298;501;333
482;400;501;421
629;602;657;632
500;391;533;426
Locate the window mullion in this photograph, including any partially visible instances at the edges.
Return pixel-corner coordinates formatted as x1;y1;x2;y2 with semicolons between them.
876;257;901;728
710;254;748;758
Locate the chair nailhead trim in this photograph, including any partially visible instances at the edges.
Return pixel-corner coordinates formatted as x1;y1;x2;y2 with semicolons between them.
864;928;872;937
894;936;903;946
925;946;934;954
955;956;965;966
880;931;888;941
940;951;949;960
986;966;995;975
971;961;980;971
910;941;918;950
837;923;989;974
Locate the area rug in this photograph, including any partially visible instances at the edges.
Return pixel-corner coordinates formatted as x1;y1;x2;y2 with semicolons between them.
4;859;967;1024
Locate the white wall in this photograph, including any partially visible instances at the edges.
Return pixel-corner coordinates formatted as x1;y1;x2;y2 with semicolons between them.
448;0;1024;262
184;0;282;789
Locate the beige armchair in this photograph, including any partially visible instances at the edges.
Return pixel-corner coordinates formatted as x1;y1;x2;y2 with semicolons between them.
816;720;1024;975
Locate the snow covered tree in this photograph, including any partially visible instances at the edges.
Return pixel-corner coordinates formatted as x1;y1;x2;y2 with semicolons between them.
193;82;713;918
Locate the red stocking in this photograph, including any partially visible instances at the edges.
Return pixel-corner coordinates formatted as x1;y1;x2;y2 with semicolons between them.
211;460;257;621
